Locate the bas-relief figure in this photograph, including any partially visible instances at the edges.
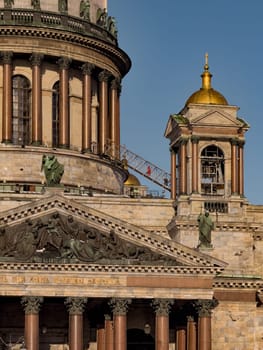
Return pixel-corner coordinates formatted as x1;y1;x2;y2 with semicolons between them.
0;214;176;265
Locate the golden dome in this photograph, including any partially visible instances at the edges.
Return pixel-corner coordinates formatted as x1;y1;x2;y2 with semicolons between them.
124;173;141;187
185;54;228;106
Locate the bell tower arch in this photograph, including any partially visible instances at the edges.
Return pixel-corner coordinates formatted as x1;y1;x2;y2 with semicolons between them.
165;55;249;217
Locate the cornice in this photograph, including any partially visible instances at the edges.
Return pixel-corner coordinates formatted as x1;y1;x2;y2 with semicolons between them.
0;262;223;275
213;278;263;290
0;26;131;76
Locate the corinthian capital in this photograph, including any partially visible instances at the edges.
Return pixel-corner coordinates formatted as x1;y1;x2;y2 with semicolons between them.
21;296;44;314
193;298;218;317
30;53;44;66
151;299;174;316
57;57;72;70
1;51;13;64
109;298;131;316
65;297;87;315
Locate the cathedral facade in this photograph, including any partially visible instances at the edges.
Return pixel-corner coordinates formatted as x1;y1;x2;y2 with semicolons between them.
0;1;262;350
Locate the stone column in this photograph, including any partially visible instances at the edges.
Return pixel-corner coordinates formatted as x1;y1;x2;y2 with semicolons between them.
179;139;187;195
109;298;131;350
170;148;177;200
21;296;43;350
152;299;173;350
97;326;105;350
81;62;94;152
191;136;199;194
104;314;114;350
193;299;218;350
57;57;71;148
1;51;13;143
176;327;186;350
65;297;87;350
238;140;245;197
98;70;110;155
109;78;121;159
231;138;238;195
30;53;44;146
186;316;196;350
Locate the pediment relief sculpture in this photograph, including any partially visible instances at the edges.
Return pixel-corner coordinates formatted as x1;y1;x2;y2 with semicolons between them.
0;213;178;265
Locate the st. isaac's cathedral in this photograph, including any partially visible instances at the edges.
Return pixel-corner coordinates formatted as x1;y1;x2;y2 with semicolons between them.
0;1;261;350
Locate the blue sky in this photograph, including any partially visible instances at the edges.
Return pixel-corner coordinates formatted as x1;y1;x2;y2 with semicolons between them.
108;1;263;204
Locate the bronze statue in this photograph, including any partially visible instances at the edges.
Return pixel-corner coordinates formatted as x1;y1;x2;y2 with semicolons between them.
96;7;107;27
31;0;41;10
197;210;214;248
79;0;90;21
58;0;67;13
41;155;64;186
107;16;117;37
4;0;14;8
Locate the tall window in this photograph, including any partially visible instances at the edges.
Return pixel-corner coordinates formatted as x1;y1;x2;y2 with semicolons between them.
12;75;31;145
52;81;60;147
201;145;224;195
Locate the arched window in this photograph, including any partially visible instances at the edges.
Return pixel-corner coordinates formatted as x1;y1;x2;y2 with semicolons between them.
201;145;224;195
52;81;60;147
12;75;31;145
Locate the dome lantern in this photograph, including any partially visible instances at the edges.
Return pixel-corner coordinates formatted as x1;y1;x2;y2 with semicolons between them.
185;53;228;106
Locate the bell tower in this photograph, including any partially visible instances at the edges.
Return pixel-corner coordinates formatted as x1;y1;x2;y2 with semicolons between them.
165;55;249;217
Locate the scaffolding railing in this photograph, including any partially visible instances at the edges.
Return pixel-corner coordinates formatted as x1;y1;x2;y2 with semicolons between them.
119;145;171;192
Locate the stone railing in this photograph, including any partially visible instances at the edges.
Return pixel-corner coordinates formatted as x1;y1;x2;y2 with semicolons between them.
0;8;117;45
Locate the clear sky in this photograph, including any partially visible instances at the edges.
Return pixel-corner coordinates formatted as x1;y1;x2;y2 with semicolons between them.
108;1;263;204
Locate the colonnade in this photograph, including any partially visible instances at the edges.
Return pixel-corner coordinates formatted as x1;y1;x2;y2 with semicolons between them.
1;51;121;158
170;137;245;200
20;296;217;350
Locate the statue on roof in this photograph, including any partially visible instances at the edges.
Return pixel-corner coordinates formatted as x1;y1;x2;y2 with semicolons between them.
96;7;107;28
79;0;90;21
31;0;41;10
41;154;64;186
58;0;67;13
107;16;118;37
4;0;14;9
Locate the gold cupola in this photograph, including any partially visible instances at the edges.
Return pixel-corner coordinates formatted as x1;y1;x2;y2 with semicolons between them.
185;54;228;106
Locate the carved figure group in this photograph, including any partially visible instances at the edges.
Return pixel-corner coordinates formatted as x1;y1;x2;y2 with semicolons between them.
41;155;64;186
96;8;118;38
0;214;174;264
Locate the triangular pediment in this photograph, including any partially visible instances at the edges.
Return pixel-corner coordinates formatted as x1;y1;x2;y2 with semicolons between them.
190;109;241;127
0;195;226;271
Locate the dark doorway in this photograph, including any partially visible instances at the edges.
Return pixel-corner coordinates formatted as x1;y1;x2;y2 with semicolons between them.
127;329;154;350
